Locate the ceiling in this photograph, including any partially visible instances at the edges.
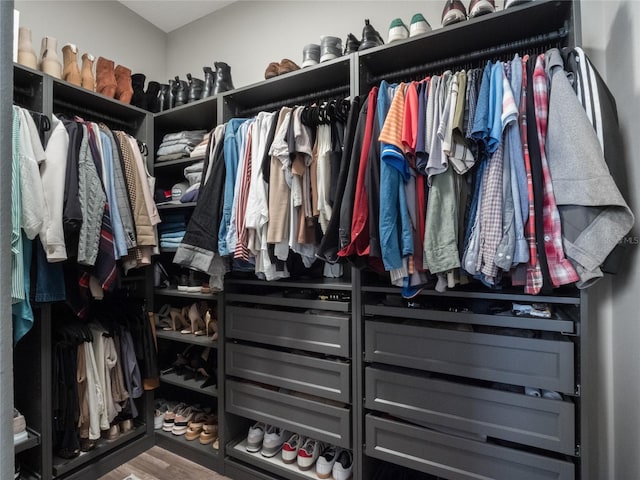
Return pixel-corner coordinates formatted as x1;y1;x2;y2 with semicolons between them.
118;1;235;33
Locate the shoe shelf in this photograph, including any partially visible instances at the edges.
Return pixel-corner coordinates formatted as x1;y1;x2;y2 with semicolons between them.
226;437;320;480
14;63;44;110
156;329;218;348
159;247;178;253
160;371;218;397
223;55;351;115
154;95;218;132
157;202;197;210
14;427;41;455
51;423;147;477
153;154;205;169
51;76;148;129
155;286;219;300
155;429;221;471
358;0;571;81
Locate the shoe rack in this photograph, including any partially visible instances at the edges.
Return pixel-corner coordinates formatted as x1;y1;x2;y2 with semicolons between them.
150;93;224;473
12;1;593;479
12;63;155;480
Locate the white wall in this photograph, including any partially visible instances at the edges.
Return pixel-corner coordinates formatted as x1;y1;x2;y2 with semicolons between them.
580;1;640;479
15;0;167;82
166;1;446;88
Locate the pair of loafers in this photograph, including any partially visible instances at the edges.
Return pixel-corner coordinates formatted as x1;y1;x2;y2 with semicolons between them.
265;59;300;79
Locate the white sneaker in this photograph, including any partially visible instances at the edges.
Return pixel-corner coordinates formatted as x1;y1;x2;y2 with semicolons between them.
297;437;323;471
246;422;267;452
262;425;290;457
332;449;353;480
387;18;409;43
281;433;306;464
409;13;432;37
315;445;340;479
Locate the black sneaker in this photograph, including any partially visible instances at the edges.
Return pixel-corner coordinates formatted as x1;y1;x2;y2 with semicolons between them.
469;0;496;18
358;19;384;51
343;33;361;55
442;0;467;26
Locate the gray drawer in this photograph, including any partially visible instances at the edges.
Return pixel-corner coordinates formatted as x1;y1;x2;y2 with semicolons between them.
226;380;351;448
226;344;351;403
365;415;575;480
365;367;575;455
226;306;350;357
365;320;574;393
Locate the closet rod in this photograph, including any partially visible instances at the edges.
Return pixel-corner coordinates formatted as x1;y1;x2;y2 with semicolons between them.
367;22;569;84
238;84;350;116
53;98;139;130
13;84;35;97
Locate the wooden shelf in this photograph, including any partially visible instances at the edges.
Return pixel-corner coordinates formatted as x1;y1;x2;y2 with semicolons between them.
14;428;40;454
154;155;205;169
155;429;221;471
154;287;219;299
157;202;197;210
160;371;218;397
156;329;218;347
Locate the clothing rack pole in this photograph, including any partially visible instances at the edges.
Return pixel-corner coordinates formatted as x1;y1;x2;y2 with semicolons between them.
368;22;569;84
53;97;138;130
238;84;350;116
13;84;35;97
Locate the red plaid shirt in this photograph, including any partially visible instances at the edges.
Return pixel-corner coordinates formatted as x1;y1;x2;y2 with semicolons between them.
532;55;579;288
518;56;544;294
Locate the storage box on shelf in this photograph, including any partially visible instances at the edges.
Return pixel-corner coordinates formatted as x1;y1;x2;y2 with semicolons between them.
224;279;354;480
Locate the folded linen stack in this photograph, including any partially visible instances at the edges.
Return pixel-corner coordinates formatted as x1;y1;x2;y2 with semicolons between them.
156;129;207;162
190;132;210;158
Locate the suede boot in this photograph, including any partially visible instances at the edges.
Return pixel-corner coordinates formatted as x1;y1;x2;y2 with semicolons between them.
130;73;146;109
39;36;62;78
187;73;204;103
213;62;234;95
81;53;96;91
114;65;134;104
146;81;161;112
174;76;188;107
202;66;215;98
61;44;82;86
17;27;37;69
96;57;117;98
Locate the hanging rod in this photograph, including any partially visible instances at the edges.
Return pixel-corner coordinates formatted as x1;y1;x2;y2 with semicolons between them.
237;84;350;116
368;22;569;84
13;84;35;97
53;97;139;131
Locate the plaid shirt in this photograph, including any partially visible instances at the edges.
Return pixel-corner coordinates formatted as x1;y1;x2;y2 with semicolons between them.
518;55;544;294
532;55;579;287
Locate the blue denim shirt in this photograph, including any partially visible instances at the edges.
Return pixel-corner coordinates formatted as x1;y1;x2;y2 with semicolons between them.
100;131;127;259
218;118;247;256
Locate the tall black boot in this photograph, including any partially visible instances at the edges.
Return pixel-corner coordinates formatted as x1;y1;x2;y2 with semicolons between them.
146;81;161;112
130;73;146;109
202;66;214;98
187;73;204;103
174;76;188;107
213;62;235;95
168;78;178;109
157;83;170;112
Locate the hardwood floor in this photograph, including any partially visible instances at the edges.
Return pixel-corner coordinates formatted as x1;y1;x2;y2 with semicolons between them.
97;446;231;480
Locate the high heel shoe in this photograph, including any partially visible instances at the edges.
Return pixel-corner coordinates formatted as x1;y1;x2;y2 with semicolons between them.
187;302;208;335
169;307;189;332
206;310;219;341
179;305;192;334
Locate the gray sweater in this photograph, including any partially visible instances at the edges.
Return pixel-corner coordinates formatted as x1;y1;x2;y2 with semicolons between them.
545;48;634;288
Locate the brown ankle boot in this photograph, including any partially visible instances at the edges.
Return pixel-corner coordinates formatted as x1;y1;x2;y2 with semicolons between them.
61;44;82;86
96;56;117;98
81;53;96;91
114;65;134;104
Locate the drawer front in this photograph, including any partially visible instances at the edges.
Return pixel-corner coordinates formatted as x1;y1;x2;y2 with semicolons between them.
226;380;351;448
365;367;575;455
365;320;574;393
226;344;351;403
227;306;350;357
365;415;575;480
